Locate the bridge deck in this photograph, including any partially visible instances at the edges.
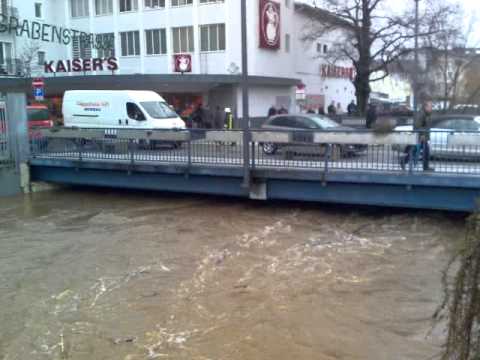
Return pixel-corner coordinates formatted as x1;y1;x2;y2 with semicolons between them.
28;129;480;212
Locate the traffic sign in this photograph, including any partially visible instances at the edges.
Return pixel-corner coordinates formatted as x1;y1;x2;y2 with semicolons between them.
34;87;44;101
32;77;44;88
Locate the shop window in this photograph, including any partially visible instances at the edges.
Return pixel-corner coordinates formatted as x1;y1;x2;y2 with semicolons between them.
199;0;224;4
70;0;89;17
145;0;165;8
37;51;45;65
34;3;42;18
119;0;138;12
171;0;192;6
172;26;194;53
120;31;140;56
96;33;115;58
95;0;113;15
72;35;92;59
200;24;225;52
145;29;167;55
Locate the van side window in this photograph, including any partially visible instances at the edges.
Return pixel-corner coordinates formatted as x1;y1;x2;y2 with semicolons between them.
126;102;146;121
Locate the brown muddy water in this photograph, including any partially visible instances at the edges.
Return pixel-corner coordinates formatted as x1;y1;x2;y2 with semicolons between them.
0;189;465;360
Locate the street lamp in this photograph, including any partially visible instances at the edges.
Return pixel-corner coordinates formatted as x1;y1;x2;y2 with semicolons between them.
240;0;250;188
413;0;420;114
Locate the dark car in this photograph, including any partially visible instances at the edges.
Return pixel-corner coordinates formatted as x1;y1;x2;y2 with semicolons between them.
260;114;367;158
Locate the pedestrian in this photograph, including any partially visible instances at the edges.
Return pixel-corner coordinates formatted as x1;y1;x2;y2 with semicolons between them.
347;100;357;115
336;102;344;115
366;103;377;129
192;103;204;128
400;97;434;171
278;106;288;114
327;101;336;116
267;105;277;117
318;106;325;115
214;106;224;129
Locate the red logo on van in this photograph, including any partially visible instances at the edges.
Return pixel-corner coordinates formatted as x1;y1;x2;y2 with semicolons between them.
174;54;192;73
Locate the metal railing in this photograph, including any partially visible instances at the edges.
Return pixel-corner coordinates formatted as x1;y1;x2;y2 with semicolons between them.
29;128;480;176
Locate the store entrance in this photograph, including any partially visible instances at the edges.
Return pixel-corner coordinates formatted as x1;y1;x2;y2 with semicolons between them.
162;93;204;127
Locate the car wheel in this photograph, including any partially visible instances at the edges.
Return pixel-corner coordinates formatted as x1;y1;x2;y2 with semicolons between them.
262;142;277;155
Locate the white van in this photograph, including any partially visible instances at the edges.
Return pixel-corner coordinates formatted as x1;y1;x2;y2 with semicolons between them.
62;90;186;129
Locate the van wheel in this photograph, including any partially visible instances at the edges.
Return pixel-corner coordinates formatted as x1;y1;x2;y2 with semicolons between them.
262;142;277;155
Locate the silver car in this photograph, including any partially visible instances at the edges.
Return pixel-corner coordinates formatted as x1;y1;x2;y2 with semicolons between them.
260;114;367;158
394;115;480;160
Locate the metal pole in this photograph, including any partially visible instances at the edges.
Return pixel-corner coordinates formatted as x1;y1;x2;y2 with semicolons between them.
241;0;250;188
413;0;420;114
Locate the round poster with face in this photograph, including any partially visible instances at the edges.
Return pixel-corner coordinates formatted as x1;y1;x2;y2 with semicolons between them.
260;0;280;50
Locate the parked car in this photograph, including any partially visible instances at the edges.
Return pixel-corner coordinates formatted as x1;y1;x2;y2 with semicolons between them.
394;115;480;160
260;114;367;158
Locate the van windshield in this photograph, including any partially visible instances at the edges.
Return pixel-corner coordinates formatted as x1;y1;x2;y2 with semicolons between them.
140;102;178;119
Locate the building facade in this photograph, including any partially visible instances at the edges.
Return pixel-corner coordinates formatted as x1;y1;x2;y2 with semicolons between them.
0;0;356;123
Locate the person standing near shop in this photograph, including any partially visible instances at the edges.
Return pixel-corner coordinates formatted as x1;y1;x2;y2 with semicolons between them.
214;106;224;129
327;101;336;116
366;103;377;129
347;100;357;115
267;105;277;117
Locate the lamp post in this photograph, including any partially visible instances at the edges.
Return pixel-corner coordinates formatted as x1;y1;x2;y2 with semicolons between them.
413;0;420;113
240;0;250;188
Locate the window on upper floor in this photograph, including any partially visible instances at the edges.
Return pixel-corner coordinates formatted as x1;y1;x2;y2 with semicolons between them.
96;33;115;57
285;34;290;53
317;43;321;53
145;29;167;55
145;0;165;8
323;44;328;53
285;0;290;8
95;0;113;15
34;3;42;18
200;23;225;52
119;0;138;12
0;0;7;16
171;0;192;7
120;31;140;56
199;0;224;4
172;26;194;53
71;0;89;18
37;51;45;65
72;35;92;59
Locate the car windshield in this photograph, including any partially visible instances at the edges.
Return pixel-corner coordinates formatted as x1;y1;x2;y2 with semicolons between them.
140;102;178;119
308;115;340;129
27;108;49;122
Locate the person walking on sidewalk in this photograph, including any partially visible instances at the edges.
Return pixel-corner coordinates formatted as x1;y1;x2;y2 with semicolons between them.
400;98;434;171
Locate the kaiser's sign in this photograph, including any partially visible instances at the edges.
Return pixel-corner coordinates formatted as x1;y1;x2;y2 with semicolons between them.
259;0;280;50
44;57;119;73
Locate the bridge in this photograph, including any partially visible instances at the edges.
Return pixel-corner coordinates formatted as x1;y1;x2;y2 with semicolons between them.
26;127;480;212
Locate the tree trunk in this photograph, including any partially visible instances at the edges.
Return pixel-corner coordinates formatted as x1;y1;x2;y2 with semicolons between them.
354;74;371;115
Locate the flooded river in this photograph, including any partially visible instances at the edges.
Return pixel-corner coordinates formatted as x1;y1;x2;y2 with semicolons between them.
0;189;465;359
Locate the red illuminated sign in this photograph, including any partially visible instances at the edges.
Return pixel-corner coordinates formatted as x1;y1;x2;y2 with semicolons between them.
174;54;192;73
321;65;355;80
259;0;280;50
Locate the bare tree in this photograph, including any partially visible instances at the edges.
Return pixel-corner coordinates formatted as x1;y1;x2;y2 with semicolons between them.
301;0;458;114
419;1;479;110
18;41;42;78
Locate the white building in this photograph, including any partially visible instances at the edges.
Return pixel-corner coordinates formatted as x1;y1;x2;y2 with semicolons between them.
0;0;356;124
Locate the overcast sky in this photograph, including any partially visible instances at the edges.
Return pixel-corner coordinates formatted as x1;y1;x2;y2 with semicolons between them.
303;0;479;46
